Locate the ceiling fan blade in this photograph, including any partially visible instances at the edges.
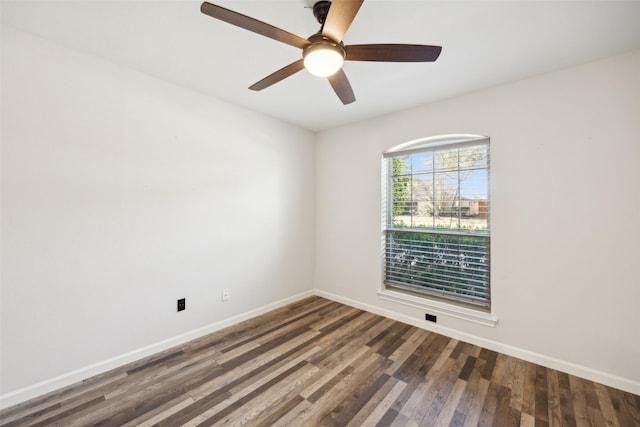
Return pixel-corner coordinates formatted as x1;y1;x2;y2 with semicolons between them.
322;0;364;43
249;59;306;91
327;68;356;105
345;44;442;62
201;2;310;50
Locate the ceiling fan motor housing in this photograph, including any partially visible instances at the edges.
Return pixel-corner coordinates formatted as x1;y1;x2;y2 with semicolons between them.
304;33;345;57
313;1;332;25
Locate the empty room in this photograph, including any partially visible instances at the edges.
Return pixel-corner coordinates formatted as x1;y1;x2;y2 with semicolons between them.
1;0;639;425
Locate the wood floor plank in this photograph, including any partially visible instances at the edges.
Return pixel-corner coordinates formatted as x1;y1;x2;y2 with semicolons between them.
479;348;499;381
449;340;466;361
495;382;517;426
299;345;368;400
122;396;195;427
458;355;477;382
418;356;465;423
268;399;311;427
252;394;305;427
405;330;460;421
607;386;640;427
521;411;536;427
306;312;388;369
502;354;517;390
0;369;129;426
27;396;105;427
1;296;638;427
522;361;538;417
489;352;508;387
568;373;593;427
346;375;404;427
392;413;420;427
384;328;431;374
547;369;563;427
321;371;391;426
392;331;440;382
195;361;316;426
459;368;491;427
510;357;527;413
593;382;621;427
556;371;577;427
477;386;498;427
241;363;320;425
535;364;550;425
581;378;607;427
376;408;400;427
296;351;388;426
431;378;467;426
70;362;227;427
177;343;320;424
370;324;412;358
400;357;457;422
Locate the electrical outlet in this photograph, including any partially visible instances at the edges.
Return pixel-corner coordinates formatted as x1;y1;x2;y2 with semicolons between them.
222;288;229;302
425;313;437;323
177;298;186;312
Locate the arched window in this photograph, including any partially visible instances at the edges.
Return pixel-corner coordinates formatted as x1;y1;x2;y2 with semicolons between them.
382;135;491;311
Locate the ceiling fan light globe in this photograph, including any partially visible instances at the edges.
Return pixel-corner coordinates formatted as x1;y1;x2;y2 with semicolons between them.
303;45;344;77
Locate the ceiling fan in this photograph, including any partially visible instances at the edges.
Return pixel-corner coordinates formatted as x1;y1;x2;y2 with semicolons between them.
200;0;442;105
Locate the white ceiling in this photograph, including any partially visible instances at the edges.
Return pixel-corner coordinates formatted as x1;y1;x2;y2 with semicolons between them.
2;0;640;131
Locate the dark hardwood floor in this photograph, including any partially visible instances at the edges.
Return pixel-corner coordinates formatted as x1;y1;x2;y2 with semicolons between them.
1;296;638;426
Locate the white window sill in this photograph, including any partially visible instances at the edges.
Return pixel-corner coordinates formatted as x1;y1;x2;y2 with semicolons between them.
377;289;498;327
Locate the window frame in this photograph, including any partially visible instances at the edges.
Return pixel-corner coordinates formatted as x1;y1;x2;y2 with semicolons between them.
381;135;493;319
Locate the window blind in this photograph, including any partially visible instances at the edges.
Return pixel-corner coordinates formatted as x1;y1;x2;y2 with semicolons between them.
383;137;490;310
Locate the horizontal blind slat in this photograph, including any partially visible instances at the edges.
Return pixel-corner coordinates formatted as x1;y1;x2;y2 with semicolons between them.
385;265;487;288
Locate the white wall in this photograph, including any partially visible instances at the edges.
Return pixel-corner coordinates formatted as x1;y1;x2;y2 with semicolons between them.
0;27;315;397
314;50;640;393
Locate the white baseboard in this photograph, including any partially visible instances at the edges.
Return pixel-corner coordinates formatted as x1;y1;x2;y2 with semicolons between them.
0;290;314;410
313;289;640;396
2;288;638;410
